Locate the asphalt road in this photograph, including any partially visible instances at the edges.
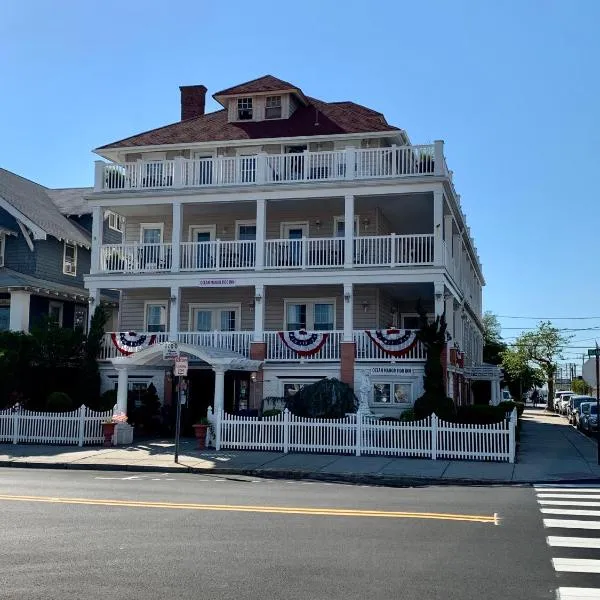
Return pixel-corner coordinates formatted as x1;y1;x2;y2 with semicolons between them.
0;468;558;600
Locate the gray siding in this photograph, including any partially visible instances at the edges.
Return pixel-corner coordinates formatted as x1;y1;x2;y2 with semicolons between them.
119;288;169;331
103;218;122;244
4;232;36;274
33;237;89;289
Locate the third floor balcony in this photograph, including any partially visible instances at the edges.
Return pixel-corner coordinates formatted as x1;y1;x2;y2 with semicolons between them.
94;143;445;192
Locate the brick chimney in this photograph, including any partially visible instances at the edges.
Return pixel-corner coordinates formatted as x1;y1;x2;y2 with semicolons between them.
179;85;207;120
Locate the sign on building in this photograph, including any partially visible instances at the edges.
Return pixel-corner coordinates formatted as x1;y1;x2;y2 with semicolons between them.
174;356;188;377
163;341;179;360
369;366;414;376
199;278;236;287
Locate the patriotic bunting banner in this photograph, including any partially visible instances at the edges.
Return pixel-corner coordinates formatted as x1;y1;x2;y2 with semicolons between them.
111;332;157;356
365;329;417;357
278;330;329;357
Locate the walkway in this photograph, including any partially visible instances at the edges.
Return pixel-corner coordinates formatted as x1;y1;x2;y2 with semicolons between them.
1;409;599;485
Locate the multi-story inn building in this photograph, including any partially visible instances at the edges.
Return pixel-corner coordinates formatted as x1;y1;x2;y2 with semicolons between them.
86;75;489;424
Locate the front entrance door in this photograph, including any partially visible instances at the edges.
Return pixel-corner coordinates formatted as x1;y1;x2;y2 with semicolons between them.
282;222;308;266
189;226;215;269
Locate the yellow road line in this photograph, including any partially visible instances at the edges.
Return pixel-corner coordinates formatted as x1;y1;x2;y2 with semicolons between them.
0;494;497;523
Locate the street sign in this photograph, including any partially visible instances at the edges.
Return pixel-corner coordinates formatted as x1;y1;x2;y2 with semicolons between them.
163;341;179;360
589;349;600;357
174;356;188;377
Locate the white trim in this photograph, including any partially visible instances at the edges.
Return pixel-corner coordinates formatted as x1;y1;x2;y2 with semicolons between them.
106;211;124;233
281;378;321;397
0;196;47;241
0;233;5;267
235;219;256;240
48;301;64;327
62;241;77;276
143;300;168;332
333;215;360;237
187;302;242;331
16;221;34;252
280;221;309;239
139;223;164;243
283;297;336;330
192;150;217;160
371;380;414;406
188;224;216;242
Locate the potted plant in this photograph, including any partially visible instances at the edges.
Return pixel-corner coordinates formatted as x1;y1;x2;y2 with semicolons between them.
102;412;127;447
192;417;211;450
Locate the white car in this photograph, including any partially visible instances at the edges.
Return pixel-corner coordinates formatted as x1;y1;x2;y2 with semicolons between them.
553;391;574;412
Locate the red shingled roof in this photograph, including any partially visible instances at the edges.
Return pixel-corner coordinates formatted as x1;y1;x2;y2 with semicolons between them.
97;86;400;150
213;75;301;98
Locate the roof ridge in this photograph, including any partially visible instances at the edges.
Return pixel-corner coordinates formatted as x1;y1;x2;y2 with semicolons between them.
0;167;50;191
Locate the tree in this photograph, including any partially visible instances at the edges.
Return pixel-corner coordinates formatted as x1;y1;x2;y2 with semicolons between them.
572;377;592;395
501;345;545;400
482;311;507;365
80;306;108;410
513;321;572;408
285;378;357;418
413;302;454;419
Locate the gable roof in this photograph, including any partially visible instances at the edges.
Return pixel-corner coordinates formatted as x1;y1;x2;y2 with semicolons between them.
0;169;91;248
97;95;400;151
46;187;93;216
213;75;305;101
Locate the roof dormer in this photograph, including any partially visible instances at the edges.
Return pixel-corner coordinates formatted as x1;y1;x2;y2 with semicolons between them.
213;75;308;124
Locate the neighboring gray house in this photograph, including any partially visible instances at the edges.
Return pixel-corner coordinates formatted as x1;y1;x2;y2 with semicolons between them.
0;168;121;332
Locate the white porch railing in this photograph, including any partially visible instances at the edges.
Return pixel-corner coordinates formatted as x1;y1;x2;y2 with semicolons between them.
180;240;256;271
353;330;427;361
210;408;517;463
96;144;441;191
264;331;343;361
353;234;434;267
177;331;252;357
101;243;173;272
0;405;114;446
264;238;344;269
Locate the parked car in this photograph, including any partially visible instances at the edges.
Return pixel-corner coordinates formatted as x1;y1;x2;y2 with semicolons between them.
568;396;596;425
581;403;598;433
555;391;574;414
553;392;570;411
575;401;594;430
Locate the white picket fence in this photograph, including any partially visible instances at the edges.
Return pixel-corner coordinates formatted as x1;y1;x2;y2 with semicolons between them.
208;408;517;463
0;405;114;446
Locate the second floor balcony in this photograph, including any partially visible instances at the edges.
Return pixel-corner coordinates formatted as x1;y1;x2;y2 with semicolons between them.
99;234;435;273
94;143;444;192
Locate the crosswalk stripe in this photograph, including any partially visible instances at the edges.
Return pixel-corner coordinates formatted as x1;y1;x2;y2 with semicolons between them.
544;519;600;529
536;488;600;493
542;508;600;517
548;537;600;548
540;500;600;507
553;558;600;573
557;588;600;599
538;494;600;500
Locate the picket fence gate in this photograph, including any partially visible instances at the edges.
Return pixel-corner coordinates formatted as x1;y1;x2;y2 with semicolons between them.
0;405;114;446
208;408;517;463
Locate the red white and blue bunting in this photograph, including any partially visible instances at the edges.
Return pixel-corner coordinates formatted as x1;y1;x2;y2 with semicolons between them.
111;332;157;356
278;330;329;357
365;329;417;357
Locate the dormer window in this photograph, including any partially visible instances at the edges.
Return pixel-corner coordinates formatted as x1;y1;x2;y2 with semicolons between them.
265;95;282;119
237;97;253;120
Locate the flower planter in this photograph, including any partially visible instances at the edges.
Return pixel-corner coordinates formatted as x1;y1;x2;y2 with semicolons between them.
102;422;116;447
192;423;208;450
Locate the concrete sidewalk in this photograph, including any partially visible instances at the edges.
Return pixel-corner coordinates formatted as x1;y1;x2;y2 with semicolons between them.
0;409;599;485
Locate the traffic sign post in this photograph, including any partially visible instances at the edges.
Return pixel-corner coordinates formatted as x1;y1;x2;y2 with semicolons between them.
584;346;600;465
162;343;186;463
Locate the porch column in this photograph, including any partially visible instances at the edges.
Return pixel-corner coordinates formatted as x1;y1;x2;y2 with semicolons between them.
490;380;498;406
86;287;100;330
344;194;354;268
171;201;182;273
213;366;226;414
434;283;445;318
169;286;180;341
343;283;353;342
90;206;102;274
253;284;264;341
445;294;455;343
9;290;30;332
255;199;266;271
115;365;128;415
433;190;444;266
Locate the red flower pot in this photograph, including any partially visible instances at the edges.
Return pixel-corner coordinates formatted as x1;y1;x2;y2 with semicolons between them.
192;423;208;450
102;422;116;447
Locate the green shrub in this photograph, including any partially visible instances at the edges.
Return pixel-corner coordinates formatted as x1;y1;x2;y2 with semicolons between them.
97;389;117;412
399;408;417;422
498;400;524;418
454;404;506;424
262;409;282;418
414;394;455;420
45;392;73;412
286;378;357;418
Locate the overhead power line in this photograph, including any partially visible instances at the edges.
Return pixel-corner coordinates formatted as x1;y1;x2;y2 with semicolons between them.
496;315;600;320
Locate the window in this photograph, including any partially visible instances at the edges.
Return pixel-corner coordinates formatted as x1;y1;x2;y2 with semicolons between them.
334;216;359;237
0;307;9;332
237;97;253;120
189;304;240;332
284;300;335;331
145;302;167;333
74;306;88;332
140;224;163;244
282;380;321;398
265;95;282;119
401;314;433;330
236;221;257;240
49;301;64;326
63;242;77;276
372;382;413;405
107;211;124;233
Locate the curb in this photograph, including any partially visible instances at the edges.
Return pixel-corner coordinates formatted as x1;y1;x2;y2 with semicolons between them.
2;460;600;488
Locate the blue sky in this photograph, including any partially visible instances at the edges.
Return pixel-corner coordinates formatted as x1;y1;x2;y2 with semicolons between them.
1;0;598;366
